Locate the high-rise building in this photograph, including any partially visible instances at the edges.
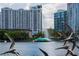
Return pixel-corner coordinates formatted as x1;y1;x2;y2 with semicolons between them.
54;10;67;32
1;7;13;29
0;5;42;34
23;10;31;30
0;12;2;28
1;8;31;30
12;10;18;29
67;3;79;32
30;5;42;34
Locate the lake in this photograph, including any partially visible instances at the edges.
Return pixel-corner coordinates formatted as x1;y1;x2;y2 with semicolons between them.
0;41;79;56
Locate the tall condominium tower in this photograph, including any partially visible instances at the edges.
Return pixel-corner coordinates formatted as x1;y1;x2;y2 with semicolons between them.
67;3;79;32
0;5;42;34
30;5;42;34
54;10;67;32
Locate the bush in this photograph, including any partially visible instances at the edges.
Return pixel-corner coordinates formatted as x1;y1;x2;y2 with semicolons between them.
32;32;44;40
0;30;31;42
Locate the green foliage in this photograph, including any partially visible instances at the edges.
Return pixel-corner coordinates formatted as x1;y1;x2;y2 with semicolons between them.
47;28;72;41
36;32;44;37
0;30;5;40
7;31;27;38
32;32;44;40
0;30;31;42
47;28;60;37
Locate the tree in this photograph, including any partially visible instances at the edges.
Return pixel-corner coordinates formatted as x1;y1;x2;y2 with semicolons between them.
47;28;60;38
32;32;45;40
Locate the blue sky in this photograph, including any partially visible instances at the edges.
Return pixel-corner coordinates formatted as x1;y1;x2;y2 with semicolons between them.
0;3;67;30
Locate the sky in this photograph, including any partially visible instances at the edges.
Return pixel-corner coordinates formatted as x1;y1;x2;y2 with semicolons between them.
0;3;67;30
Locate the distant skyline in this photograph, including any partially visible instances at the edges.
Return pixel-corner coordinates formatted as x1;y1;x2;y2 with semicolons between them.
0;3;67;30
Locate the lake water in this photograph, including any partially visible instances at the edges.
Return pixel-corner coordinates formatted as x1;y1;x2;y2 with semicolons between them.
0;41;79;56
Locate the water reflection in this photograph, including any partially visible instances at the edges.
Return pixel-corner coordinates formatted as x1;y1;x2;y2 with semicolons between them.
0;42;79;56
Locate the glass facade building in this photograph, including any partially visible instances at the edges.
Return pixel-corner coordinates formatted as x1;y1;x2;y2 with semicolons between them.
54;10;67;32
30;5;42;34
67;3;79;32
0;5;42;34
0;12;2;28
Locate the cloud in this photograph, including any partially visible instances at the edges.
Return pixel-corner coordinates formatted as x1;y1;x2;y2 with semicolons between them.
0;3;28;11
42;3;67;30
